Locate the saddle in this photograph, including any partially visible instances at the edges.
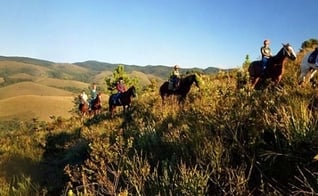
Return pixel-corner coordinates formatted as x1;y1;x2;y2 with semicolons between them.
308;49;318;64
112;93;122;104
168;78;180;91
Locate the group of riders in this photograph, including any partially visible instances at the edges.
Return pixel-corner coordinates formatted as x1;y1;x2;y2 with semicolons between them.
261;39;318;75
79;64;182;112
78;39;318;112
79;77;128;111
79;83;99;111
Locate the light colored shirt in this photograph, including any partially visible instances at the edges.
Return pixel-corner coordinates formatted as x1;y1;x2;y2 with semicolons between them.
80;92;88;104
261;46;272;58
170;69;180;78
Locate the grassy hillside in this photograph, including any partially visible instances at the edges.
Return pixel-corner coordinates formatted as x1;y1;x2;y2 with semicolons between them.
0;60;51;79
0;95;74;121
1;39;318;195
36;78;89;92
1;64;318;195
0;81;73;100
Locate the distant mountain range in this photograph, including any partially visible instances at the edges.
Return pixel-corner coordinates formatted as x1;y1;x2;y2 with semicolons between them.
0;56;222;80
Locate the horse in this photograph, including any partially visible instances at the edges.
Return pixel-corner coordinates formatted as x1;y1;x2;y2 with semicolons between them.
108;86;137;117
248;43;297;89
298;51;318;87
90;92;102;116
78;95;90;117
159;73;200;104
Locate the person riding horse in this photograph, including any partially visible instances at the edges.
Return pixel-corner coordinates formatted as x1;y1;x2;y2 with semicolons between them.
79;90;89;116
298;47;318;87
89;83;97;109
160;73;201;104
169;65;181;91
261;39;272;75
248;43;297;89
80;90;89;105
113;77;126;104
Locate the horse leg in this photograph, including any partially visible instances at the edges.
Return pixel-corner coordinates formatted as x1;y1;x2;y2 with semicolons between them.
123;105;126;115
309;69;317;81
161;96;166;105
298;70;307;86
250;77;260;89
110;107;115;118
299;65;312;86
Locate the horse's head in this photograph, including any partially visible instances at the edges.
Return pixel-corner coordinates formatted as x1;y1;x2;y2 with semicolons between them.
282;43;297;61
128;86;137;98
193;73;202;88
95;92;102;103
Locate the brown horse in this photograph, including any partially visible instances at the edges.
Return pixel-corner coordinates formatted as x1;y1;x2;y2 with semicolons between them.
159;74;201;104
108;86;137;117
90;92;102;116
248;43;297;89
78;95;90;117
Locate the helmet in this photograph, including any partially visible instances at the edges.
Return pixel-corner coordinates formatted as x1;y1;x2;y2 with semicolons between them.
174;64;179;69
264;39;270;45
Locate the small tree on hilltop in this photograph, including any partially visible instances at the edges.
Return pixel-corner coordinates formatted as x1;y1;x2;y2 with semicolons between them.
242;54;250;70
105;65;139;94
301;38;318;50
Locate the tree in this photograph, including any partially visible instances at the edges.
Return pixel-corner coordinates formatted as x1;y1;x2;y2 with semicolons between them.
301;38;318;49
242;54;251;70
105;65;139;94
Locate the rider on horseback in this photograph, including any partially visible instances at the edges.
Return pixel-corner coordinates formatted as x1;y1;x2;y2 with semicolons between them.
89;83;97;109
260;39;272;75
113;77;126;104
80;90;89;105
169;64;181;91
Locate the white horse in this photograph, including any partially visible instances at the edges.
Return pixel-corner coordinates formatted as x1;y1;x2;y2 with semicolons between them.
298;51;318;87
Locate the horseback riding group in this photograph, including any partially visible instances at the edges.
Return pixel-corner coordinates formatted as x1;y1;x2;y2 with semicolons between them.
249;39;318;89
78;39;318;116
79;83;102;116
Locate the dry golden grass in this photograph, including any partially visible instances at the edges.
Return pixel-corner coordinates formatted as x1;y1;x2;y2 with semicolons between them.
0;95;74;121
0;81;73;100
36;78;89;89
8;73;35;80
52;63;90;73
92;71;112;83
0;60;50;76
129;71;153;86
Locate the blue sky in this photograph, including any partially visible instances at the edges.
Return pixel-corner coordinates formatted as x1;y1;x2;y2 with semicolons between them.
0;0;317;69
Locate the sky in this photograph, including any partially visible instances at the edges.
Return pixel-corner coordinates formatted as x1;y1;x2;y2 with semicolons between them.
0;0;317;69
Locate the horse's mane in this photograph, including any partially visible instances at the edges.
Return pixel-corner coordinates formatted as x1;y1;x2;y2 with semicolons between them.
126;85;135;92
182;73;200;85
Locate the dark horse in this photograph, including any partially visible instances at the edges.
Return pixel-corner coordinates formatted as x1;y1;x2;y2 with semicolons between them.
108;86;137;117
90;92;102;116
248;43;297;89
159;74;200;104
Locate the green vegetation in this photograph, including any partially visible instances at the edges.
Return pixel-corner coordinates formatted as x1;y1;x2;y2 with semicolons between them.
0;39;318;195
